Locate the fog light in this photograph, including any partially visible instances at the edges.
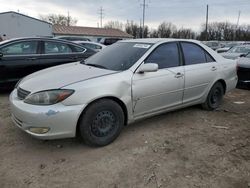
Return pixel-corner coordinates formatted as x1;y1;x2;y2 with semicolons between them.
29;127;50;134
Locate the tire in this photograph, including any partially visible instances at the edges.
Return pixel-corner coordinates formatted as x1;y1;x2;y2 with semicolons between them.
202;82;224;111
79;99;124;146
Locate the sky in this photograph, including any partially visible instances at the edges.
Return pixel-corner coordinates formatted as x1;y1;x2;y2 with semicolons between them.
0;0;250;31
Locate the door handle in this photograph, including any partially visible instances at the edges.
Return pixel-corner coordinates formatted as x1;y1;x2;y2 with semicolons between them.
175;72;184;78
211;66;217;71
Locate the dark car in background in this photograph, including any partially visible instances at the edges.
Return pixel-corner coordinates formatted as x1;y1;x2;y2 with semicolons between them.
0;37;96;88
54;36;91;41
74;41;106;52
99;37;122;45
237;53;250;89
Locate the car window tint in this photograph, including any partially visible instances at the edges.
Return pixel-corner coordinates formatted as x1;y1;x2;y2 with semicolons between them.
145;43;180;69
1;41;38;55
45;41;72;54
181;42;207;65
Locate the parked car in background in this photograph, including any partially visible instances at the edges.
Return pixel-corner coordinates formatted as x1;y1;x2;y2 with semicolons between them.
216;42;239;53
203;41;221;50
54;36;91;42
236;53;250;89
99;37;122;45
0;37;96;88
10;39;237;146
74;41;106;52
221;45;250;59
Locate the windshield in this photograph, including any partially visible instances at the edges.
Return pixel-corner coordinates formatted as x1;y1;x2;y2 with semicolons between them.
228;46;250;53
82;42;152;71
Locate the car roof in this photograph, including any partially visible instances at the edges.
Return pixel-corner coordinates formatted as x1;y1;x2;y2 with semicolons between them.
74;41;103;45
0;37;85;47
119;38;201;45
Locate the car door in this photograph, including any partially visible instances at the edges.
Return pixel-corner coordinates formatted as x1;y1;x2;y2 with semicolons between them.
0;40;40;84
132;42;184;117
180;42;218;103
37;40;88;70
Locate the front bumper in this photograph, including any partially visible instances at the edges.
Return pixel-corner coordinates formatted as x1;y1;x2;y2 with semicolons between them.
10;89;85;140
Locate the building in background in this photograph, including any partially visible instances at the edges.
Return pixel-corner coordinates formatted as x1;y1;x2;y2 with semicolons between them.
0;11;52;39
0;11;133;42
53;25;133;42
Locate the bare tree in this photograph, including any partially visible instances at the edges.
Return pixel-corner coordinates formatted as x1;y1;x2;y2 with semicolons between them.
104;21;124;30
157;22;177;38
39;14;77;26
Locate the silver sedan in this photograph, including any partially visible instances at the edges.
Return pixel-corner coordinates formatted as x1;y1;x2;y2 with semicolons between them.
10;39;238;146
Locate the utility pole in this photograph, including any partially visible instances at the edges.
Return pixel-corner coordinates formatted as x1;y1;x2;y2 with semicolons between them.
141;0;148;38
99;6;104;28
67;11;70;26
235;10;241;41
205;4;209;41
236;10;241;28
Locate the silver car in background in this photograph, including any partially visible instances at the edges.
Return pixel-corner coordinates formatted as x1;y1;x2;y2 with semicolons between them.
221;45;250;59
10;39;237;146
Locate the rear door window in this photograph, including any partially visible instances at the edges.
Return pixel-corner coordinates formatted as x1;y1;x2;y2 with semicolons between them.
44;41;72;54
181;42;215;65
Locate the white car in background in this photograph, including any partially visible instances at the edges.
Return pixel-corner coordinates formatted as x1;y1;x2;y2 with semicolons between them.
221;45;250;59
10;39;237;146
74;41;106;52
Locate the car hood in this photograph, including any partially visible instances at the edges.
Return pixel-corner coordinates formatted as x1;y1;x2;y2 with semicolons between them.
221;52;243;59
237;57;250;68
18;62;117;92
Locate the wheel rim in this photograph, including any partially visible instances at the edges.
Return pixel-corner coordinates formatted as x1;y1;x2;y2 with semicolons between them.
210;88;222;106
91;110;117;137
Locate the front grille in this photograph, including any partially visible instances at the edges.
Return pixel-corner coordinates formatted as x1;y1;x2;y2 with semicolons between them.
17;87;31;100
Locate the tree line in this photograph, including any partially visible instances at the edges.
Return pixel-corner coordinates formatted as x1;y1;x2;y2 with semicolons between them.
40;14;250;41
105;20;250;41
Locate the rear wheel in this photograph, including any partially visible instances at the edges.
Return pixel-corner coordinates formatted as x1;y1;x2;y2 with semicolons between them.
79;99;124;146
202;82;224;111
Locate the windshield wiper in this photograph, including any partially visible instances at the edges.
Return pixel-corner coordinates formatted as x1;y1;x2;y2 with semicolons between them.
85;63;107;69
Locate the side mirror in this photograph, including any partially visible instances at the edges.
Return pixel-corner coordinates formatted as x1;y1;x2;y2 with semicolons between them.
138;63;158;73
239;54;246;58
0;52;3;59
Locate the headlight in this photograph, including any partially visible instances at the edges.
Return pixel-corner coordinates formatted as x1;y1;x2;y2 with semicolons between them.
24;89;74;105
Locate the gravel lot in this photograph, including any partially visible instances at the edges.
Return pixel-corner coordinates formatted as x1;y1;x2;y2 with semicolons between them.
0;89;249;188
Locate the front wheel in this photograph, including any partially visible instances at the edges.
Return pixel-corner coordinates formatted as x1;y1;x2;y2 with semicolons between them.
79;99;124;146
202;82;224;111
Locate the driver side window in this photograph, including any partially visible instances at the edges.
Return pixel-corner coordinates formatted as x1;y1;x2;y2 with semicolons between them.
145;43;180;69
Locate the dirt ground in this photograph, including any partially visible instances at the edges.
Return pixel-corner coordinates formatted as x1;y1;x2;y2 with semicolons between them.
0;89;249;188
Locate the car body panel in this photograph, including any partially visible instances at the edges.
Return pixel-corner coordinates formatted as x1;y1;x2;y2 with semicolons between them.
9;38;238;140
18;62;117;92
236;57;250;89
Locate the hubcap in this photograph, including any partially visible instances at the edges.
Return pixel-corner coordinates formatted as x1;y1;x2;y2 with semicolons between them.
91;111;116;137
210;88;221;105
